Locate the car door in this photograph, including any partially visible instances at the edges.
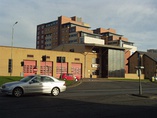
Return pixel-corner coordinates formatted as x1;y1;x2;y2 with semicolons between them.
40;76;54;93
24;76;43;93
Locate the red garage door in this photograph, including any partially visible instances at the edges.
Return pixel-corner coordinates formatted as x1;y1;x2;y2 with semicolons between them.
71;63;82;79
23;60;37;77
56;63;68;78
40;61;53;76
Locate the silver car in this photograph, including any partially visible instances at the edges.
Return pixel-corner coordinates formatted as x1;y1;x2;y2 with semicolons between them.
0;75;66;97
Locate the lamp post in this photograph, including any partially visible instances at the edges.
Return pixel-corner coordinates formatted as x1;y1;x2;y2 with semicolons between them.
10;21;18;76
135;54;144;95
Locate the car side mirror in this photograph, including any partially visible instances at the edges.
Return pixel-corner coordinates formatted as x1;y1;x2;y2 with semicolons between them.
29;81;33;84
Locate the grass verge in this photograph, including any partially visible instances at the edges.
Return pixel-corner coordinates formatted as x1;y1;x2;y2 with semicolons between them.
0;76;78;87
0;76;23;86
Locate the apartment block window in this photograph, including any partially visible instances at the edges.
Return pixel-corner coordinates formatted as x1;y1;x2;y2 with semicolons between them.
69;28;75;33
42;25;44;29
37;41;39;44
37;27;40;30
41;40;44;44
41;45;44;48
37;31;40;35
41;35;44;39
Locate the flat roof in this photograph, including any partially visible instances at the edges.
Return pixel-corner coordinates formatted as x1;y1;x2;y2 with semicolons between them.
84;43;126;50
63;22;91;28
102;32;123;37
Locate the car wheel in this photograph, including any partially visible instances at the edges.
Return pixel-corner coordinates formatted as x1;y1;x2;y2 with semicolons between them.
13;87;23;97
51;87;60;96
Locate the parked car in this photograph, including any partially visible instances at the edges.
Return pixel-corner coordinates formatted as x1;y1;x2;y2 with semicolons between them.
60;73;79;81
0;75;66;97
151;76;157;82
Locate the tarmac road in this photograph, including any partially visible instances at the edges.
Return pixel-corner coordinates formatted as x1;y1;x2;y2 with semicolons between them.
1;80;157;118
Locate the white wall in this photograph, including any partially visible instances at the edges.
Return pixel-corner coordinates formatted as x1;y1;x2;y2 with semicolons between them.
123;44;137;55
80;36;104;45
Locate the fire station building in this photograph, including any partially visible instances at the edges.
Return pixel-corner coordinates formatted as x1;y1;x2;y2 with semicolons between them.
0;44;125;79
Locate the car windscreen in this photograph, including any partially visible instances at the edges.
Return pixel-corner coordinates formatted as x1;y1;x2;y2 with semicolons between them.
20;76;35;82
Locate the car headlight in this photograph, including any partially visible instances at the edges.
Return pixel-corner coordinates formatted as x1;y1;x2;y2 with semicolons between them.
2;85;11;89
2;85;6;89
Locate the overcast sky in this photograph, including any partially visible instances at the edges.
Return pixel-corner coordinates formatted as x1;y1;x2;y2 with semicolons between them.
0;0;156;51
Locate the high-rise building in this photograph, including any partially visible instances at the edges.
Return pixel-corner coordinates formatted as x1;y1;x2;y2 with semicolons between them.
36;16;98;50
36;16;136;53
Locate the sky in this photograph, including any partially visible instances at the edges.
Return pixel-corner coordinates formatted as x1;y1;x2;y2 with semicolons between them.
0;0;157;51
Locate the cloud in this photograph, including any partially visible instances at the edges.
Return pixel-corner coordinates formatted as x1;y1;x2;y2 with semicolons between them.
0;0;157;51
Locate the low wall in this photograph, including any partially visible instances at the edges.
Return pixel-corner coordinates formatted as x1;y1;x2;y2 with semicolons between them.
125;73;144;79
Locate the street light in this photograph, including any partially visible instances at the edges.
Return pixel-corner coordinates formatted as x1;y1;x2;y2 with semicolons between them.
135;53;144;95
10;21;18;76
11;21;18;50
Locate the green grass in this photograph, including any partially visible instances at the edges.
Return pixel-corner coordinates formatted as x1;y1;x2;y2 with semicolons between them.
0;76;152;87
0;76;23;86
0;76;78;86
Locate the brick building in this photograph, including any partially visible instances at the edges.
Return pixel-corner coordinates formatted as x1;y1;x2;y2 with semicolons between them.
0;45;125;78
36;16;93;50
128;51;157;79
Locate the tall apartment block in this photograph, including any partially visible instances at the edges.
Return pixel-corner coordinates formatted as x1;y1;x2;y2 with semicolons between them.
36;16;136;53
36;16;96;50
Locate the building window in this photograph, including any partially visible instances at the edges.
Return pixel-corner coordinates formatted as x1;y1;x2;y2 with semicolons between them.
42;25;44;29
38;26;40;30
41;35;44;39
27;55;34;58
37;31;40;35
56;57;66;63
74;58;80;61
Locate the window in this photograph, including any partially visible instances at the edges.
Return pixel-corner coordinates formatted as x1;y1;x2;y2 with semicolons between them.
74;58;80;61
27;55;34;58
40;76;54;82
42;25;44;29
57;57;66;63
41;35;44;39
37;27;40;30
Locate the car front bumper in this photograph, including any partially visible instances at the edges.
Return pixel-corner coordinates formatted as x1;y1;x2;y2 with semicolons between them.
0;87;13;95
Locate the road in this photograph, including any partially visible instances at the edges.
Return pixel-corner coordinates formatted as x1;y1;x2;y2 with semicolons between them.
1;80;157;118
